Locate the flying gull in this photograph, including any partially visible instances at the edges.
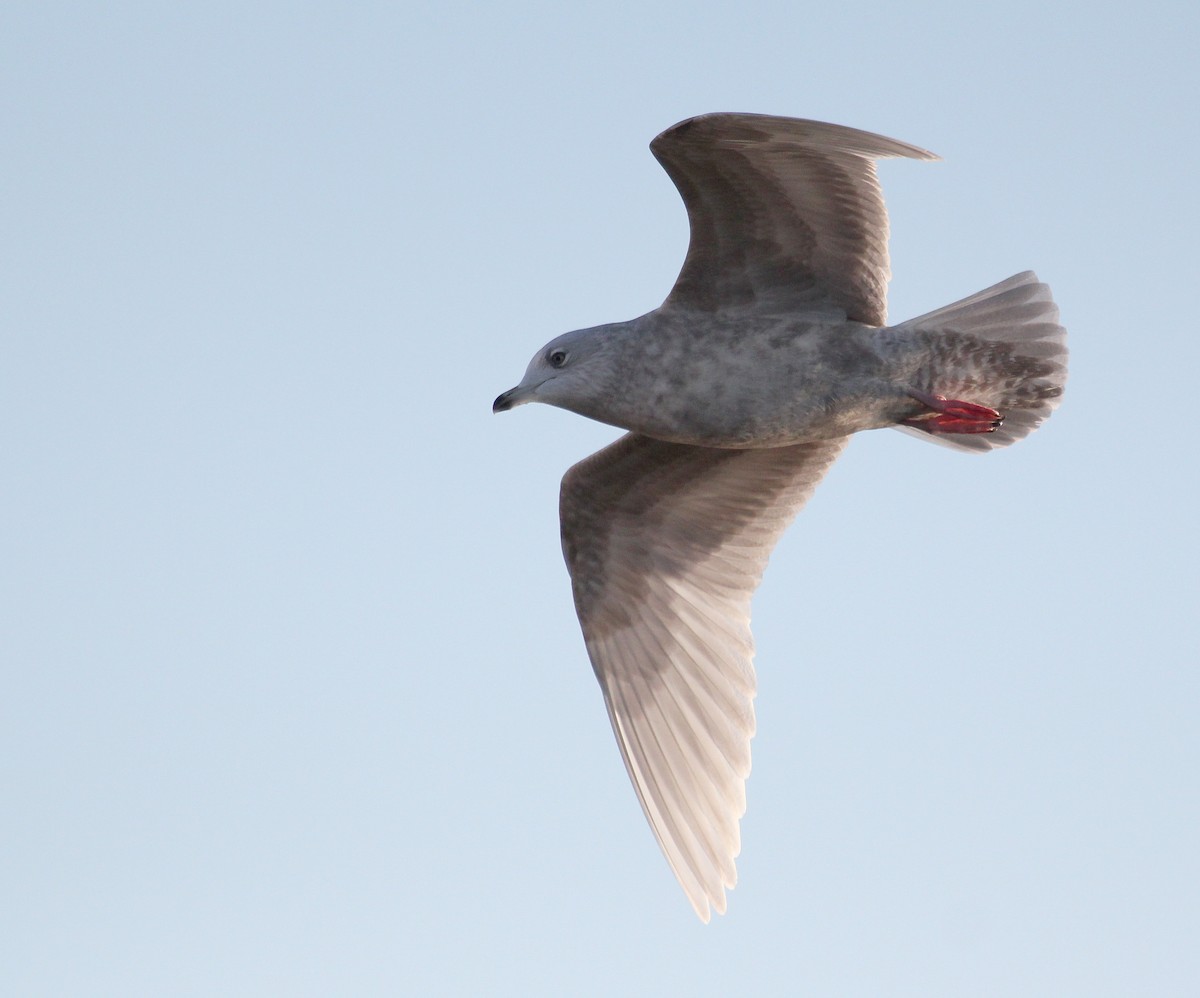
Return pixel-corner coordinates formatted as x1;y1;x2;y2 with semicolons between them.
493;113;1067;921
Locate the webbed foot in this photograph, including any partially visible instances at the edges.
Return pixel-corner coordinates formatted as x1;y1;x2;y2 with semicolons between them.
903;390;1003;435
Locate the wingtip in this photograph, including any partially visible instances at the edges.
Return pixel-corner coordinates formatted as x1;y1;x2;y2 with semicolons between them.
651;112;941;163
688;891;719;924
684;867;735;923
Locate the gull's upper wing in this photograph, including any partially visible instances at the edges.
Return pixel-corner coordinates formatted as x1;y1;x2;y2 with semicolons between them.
559;432;848;920
651;112;938;324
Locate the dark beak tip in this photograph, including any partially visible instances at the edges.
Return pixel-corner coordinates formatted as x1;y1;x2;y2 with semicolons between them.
492;390;514;413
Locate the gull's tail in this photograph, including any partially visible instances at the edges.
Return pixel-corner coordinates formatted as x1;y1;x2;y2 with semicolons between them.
889;271;1068;452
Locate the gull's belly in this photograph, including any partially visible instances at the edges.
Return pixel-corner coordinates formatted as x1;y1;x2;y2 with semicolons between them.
623;322;910;447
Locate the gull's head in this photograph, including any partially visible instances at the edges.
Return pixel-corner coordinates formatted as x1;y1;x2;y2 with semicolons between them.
493;326;614;416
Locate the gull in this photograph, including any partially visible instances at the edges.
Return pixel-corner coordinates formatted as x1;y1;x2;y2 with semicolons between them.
493;113;1067;921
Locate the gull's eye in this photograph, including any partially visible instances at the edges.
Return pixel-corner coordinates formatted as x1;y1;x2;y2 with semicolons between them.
548;349;569;368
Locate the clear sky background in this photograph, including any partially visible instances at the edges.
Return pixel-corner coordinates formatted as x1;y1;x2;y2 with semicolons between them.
4;2;1198;995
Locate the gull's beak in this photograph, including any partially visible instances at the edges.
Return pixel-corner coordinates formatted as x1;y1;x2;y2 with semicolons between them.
493;386;521;413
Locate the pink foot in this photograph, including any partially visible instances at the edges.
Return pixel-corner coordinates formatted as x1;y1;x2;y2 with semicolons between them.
904;391;1003;435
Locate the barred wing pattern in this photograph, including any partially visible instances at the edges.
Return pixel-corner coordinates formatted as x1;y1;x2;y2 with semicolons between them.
560;433;848;920
651;113;938;323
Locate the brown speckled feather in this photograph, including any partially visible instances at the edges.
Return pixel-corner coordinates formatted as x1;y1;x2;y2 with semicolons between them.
560;433;848;921
651;113;938;322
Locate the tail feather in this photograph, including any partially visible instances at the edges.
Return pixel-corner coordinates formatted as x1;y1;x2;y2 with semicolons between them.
890;271;1067;453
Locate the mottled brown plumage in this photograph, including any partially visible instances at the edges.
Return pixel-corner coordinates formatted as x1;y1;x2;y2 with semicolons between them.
494;113;1067;920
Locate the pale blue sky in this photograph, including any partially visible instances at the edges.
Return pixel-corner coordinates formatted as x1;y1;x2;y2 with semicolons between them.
4;2;1198;995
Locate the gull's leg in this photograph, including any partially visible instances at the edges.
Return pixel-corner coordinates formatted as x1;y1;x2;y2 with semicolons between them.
902;390;1003;435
